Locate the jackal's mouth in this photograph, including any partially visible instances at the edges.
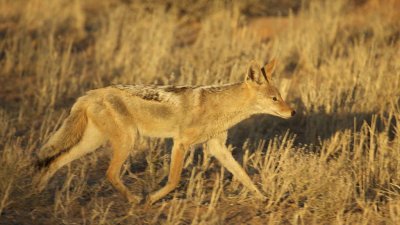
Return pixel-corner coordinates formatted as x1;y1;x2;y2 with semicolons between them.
272;110;292;119
279;114;292;119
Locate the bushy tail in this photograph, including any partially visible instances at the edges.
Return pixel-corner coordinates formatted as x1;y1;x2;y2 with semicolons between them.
36;107;88;169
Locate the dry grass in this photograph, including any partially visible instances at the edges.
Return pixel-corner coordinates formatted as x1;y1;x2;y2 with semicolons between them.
0;0;399;224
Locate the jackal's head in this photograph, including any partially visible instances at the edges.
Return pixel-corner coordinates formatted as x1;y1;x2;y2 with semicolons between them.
245;60;295;119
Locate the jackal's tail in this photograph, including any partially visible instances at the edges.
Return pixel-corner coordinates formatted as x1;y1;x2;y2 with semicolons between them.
36;106;88;169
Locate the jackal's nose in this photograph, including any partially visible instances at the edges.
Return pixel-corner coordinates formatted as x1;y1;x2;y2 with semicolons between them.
291;110;296;117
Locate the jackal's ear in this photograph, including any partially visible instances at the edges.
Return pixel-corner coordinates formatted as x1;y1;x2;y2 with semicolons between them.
245;60;267;84
261;59;276;82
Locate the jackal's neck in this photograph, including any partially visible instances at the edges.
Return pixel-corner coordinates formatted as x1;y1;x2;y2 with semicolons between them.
200;82;255;130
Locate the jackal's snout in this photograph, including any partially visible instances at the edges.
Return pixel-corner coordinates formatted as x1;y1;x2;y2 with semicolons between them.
279;105;296;119
286;108;296;118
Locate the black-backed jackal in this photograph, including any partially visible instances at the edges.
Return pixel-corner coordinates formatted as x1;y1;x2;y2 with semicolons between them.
34;60;295;204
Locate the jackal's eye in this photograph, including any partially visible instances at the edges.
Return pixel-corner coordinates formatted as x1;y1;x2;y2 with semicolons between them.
272;97;278;101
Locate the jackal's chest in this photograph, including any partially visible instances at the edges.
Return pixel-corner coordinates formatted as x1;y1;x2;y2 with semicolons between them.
178;115;245;144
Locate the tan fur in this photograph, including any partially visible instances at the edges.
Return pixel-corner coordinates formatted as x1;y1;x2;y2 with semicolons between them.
37;104;88;166
34;60;295;204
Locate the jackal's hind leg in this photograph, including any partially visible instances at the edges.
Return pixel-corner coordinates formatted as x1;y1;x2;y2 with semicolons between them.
207;133;265;200
35;120;105;192
107;131;141;203
147;141;187;204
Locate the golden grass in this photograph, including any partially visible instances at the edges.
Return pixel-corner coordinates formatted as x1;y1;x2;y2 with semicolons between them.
0;0;399;224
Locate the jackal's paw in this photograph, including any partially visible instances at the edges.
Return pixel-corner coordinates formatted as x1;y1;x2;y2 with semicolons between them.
144;193;158;206
260;195;268;202
140;192;156;206
255;194;267;202
32;173;46;193
126;194;143;204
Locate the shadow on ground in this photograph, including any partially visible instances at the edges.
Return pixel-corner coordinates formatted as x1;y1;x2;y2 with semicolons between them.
228;107;396;152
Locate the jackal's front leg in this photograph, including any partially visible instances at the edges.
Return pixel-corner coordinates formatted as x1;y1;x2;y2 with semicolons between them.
207;133;265;200
147;141;187;204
